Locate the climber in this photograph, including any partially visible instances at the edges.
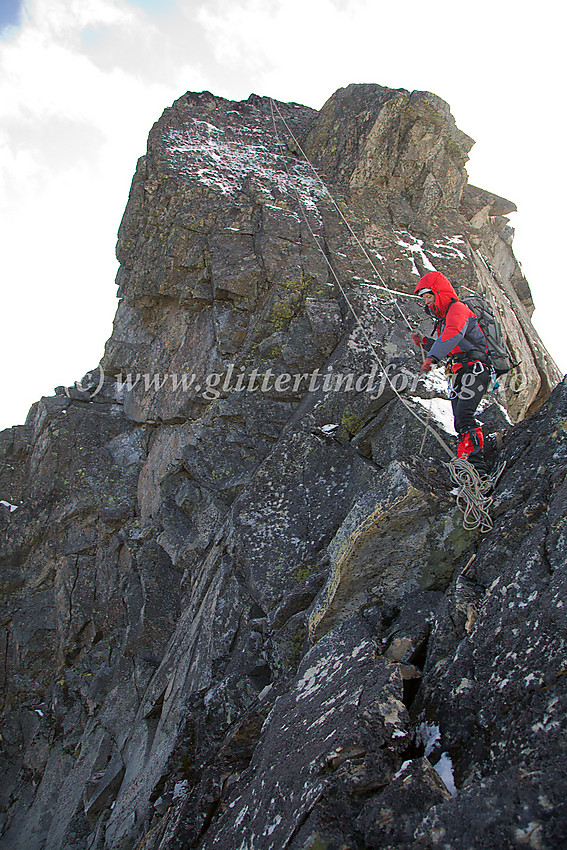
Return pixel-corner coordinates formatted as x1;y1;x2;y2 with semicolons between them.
411;271;490;475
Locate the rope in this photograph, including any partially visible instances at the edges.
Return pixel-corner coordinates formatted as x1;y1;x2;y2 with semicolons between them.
269;99;453;458
418;409;430;457
268;99;494;533
269;98;416;330
445;458;493;533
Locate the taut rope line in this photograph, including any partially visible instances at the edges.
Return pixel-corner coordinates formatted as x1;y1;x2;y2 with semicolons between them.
268;99;454;458
269;98;415;330
268;99;494;533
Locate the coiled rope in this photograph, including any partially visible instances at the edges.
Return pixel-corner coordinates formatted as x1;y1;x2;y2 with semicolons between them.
268;98;494;533
447;458;494;533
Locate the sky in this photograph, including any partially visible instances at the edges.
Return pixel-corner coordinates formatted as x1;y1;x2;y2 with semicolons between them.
1;0;565;431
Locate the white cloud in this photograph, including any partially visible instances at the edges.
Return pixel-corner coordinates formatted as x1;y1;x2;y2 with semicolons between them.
0;0;209;429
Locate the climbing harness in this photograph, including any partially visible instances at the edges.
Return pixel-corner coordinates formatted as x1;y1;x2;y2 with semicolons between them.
268;99;499;533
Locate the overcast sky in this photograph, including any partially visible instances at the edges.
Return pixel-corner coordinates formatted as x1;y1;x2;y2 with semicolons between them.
1;0;565;431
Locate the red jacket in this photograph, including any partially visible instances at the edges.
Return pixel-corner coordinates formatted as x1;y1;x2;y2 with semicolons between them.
414;272;487;366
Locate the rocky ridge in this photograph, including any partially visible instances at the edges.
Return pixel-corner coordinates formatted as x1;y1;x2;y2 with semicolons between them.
0;84;565;849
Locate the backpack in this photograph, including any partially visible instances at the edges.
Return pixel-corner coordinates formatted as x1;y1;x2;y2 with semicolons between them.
460;294;512;376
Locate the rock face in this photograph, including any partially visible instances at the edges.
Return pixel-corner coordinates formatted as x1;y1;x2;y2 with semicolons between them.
0;84;564;850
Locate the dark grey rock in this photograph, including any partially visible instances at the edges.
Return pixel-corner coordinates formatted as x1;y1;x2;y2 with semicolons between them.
0;85;563;850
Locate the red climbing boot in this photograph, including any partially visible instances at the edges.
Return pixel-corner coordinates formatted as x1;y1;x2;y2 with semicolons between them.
457;427;488;474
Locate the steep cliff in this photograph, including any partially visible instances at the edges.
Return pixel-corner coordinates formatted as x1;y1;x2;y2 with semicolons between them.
0;84;565;850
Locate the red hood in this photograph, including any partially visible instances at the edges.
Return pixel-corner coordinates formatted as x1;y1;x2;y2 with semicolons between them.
414;271;458;318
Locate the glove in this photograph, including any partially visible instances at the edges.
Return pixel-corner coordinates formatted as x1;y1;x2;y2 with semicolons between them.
421;356;435;373
411;333;423;347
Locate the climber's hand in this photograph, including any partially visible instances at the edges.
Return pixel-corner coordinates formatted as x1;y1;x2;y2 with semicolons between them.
411;333;423;347
421;356;435;373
